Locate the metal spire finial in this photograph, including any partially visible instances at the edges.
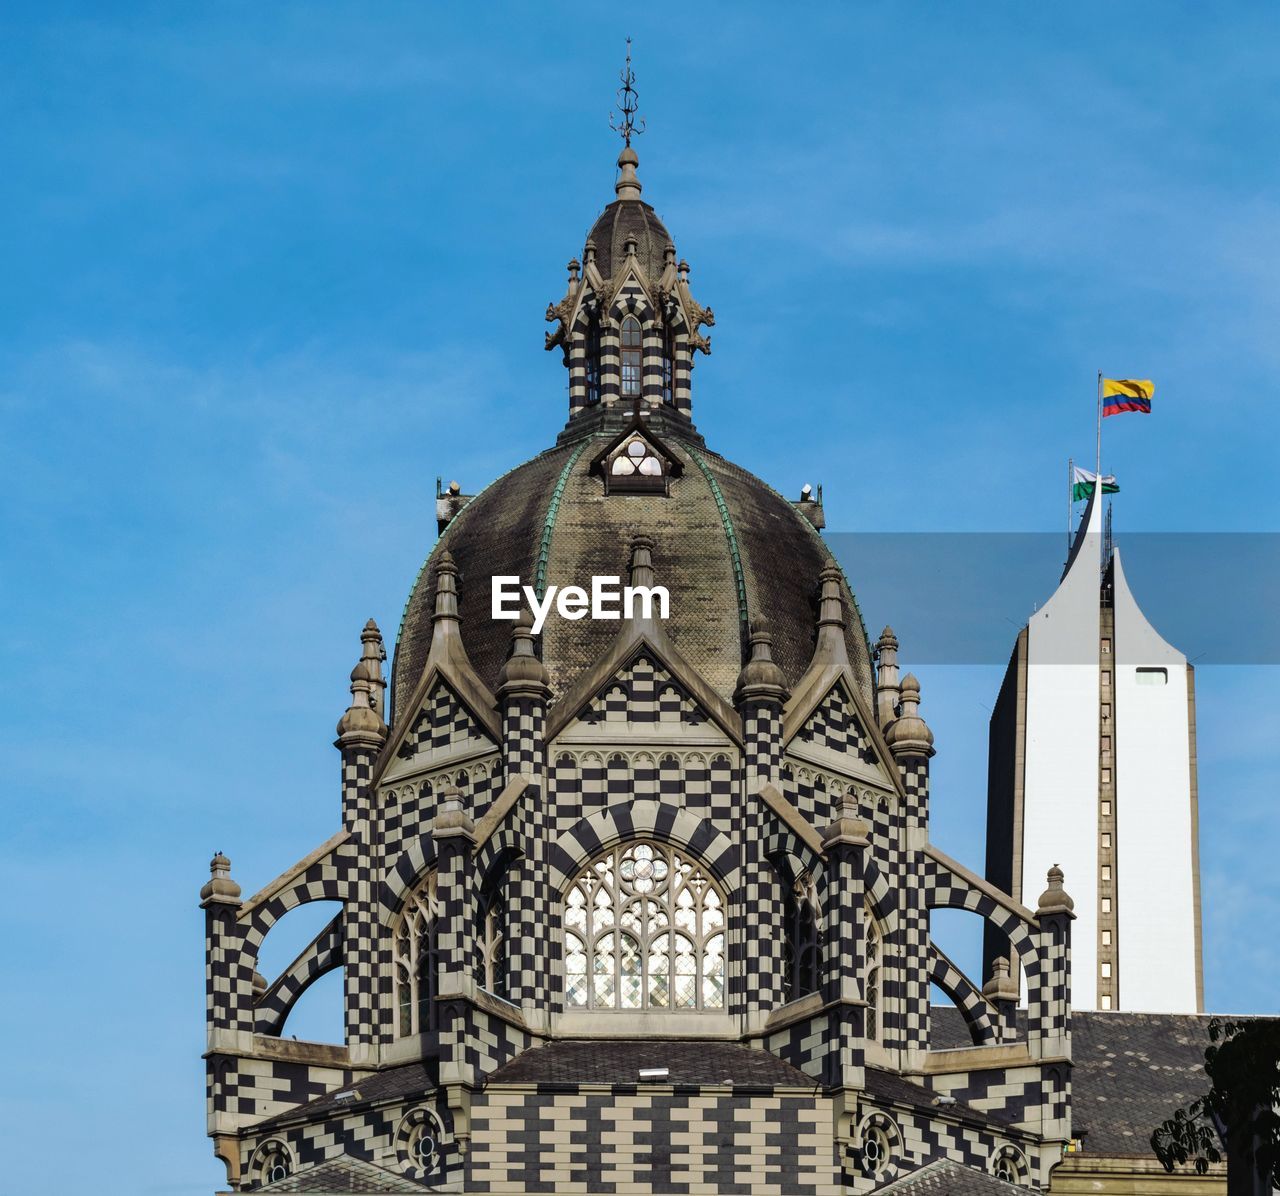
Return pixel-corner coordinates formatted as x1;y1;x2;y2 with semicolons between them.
609;37;645;147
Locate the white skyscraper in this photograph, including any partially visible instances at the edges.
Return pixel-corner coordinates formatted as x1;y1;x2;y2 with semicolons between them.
984;483;1203;1012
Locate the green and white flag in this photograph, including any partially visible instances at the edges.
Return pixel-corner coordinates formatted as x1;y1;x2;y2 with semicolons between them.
1072;466;1119;503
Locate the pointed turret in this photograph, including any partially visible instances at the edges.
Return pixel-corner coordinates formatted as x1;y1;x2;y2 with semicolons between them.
628;533;655;591
875;625;901;729
336;620;388;750
810;565;852;670
425;550;474;673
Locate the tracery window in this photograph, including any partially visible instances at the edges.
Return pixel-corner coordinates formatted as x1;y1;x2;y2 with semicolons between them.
620;316;643;398
563;841;726;1011
610;436;664;478
395;872;440;1037
866;905;883;1042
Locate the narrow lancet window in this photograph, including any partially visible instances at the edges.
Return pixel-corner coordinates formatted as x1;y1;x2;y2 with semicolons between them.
620;316;642;398
395;872;440;1037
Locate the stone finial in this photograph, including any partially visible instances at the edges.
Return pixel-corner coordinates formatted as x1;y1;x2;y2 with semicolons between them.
432;550;460;626
875;626;902;729
498;607;549;695
808;564;852;669
821;802;871;850
252;970;268;999
615;145;642;201
352;619;387;721
664;243;676;268
735;618;788;704
884;673;935;757
200;852;242;906
432;783;475;840
584;239;597;268
567;258;581;282
628;535;656;591
337;620;389;748
623;233;639;260
982;956;1019;1003
1036;864;1076;917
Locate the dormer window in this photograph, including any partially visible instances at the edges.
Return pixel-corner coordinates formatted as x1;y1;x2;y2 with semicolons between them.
590;414;682;496
606;435;666;494
620;316;642;397
612;437;662;478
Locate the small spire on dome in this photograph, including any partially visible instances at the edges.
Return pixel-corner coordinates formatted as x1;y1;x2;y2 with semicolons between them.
628;535;656;591
609;37;645;149
609;38;645;201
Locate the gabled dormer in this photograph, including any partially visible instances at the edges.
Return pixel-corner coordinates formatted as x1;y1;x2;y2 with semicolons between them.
588;410;684;495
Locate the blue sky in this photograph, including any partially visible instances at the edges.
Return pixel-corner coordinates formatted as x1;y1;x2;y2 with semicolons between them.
2;5;1278;1192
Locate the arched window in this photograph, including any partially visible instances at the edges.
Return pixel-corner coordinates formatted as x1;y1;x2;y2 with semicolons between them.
782;870;821;1001
395;872;439;1037
620;316;642;398
866;905;883;1042
661;320;675;404
585;305;602;404
479;879;507;998
563;841;725;1011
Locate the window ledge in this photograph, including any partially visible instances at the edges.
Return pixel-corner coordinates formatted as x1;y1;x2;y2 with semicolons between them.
554;1010;737;1038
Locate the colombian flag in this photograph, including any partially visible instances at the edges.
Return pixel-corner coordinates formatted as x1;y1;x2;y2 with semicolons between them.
1102;378;1154;417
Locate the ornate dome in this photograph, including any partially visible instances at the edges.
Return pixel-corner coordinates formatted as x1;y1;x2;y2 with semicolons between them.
392;412;873;719
585;199;672;283
583;146;674;283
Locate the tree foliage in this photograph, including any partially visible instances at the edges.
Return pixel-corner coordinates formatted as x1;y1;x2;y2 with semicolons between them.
1151;1017;1280;1187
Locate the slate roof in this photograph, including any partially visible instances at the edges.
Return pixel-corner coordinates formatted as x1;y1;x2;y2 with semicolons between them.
255;1062;435;1129
261;1157;425;1193
393;427;873;717
930;1007;1219;1158
1070;1012;1216;1156
585;198;674;283
865;1066;1004;1128
876;1159;1026;1194
484;1038;818;1089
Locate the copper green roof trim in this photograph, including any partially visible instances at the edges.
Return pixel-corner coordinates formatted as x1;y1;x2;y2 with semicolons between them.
534;437;596;601
686;447;749;624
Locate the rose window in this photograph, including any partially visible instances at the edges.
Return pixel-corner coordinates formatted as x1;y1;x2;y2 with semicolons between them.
563;841;726;1011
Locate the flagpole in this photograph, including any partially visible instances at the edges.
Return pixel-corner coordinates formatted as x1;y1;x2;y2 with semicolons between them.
1067;455;1073;553
1096;370;1103;479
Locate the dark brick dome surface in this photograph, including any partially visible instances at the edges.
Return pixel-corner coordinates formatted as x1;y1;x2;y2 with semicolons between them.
586;198;673;281
392;421;873;720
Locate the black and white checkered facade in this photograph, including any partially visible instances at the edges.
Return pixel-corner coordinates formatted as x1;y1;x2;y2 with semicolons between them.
201;144;1080;1195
